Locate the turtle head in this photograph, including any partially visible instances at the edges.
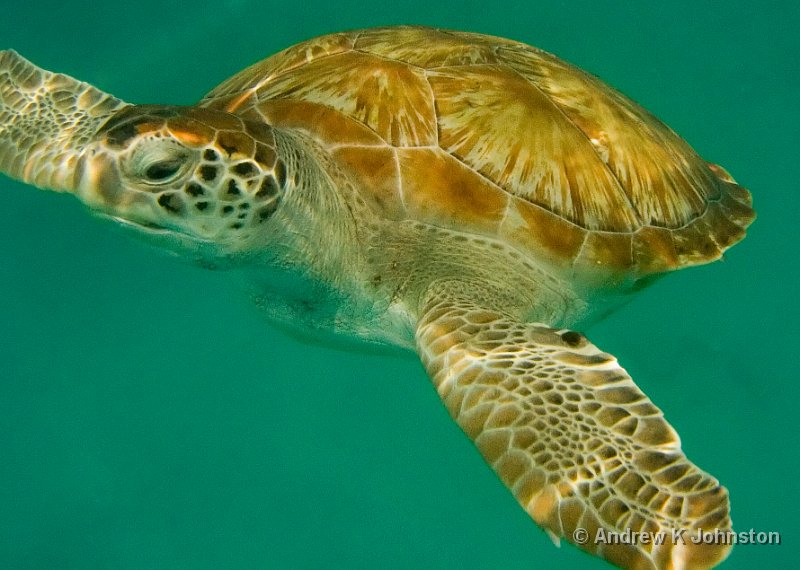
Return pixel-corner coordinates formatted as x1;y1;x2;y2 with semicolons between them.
0;51;287;260
82;105;286;254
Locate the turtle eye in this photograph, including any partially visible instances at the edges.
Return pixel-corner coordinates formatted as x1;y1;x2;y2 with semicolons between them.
144;159;184;182
126;138;193;186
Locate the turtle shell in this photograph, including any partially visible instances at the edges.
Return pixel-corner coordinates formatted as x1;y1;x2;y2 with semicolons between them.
201;26;754;283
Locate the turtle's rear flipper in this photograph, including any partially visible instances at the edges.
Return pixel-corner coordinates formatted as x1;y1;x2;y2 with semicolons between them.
415;284;732;570
0;50;127;192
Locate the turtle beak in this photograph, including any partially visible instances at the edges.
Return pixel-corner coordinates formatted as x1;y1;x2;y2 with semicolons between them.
0;50;128;194
73;147;162;227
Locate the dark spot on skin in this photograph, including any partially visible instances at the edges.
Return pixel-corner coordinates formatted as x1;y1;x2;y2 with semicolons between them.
105;123;138;147
223;205;234;214
195;201;209;211
218;136;238;156
230;222;244;229
149;108;180;118
561;331;583;347
157;193;182;214
99;110;132;132
254;145;275;165
227;180;241;196
273;160;287;188
199;165;217;182
203;149;218;161
237;212;247;220
257;203;277;222
371;274;382;286
185;183;204;197
245;121;275;142
256;176;278;198
233;162;257;177
239;203;250;210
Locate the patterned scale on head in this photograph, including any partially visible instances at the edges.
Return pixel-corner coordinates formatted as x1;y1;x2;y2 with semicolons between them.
89;105;287;246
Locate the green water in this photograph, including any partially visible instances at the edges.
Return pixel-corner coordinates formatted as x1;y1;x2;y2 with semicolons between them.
0;1;796;568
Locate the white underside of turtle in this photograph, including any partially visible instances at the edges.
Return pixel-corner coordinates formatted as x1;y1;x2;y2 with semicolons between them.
0;26;755;570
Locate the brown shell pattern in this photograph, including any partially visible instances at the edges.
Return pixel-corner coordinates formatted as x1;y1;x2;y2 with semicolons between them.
201;26;754;280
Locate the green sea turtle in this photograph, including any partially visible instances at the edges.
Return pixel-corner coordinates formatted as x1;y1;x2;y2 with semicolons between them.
0;26;753;569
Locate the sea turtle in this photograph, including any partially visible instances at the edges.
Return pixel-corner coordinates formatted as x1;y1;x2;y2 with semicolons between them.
0;26;754;569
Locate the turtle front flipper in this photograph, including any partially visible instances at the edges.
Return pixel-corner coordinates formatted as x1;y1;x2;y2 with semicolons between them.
0;50;127;192
415;286;731;570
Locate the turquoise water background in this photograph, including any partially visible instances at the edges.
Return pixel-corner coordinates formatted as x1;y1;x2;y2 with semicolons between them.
0;2;797;568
